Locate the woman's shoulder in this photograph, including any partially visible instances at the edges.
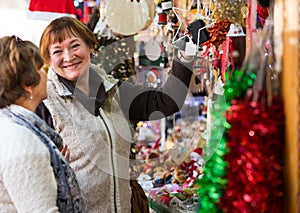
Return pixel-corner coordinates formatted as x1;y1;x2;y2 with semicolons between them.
0;118;49;161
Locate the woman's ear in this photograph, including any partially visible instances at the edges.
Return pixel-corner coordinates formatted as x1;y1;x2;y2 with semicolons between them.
90;48;95;54
42;64;49;74
22;84;34;100
90;48;96;58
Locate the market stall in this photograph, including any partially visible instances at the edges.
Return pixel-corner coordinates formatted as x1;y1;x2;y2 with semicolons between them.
88;0;284;212
5;0;284;211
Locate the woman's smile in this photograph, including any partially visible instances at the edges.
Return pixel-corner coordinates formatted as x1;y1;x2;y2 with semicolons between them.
63;61;81;70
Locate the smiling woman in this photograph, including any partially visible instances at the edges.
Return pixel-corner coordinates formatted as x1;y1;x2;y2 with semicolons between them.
36;16;195;213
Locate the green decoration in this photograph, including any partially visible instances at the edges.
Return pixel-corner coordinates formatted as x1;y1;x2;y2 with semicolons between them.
196;69;256;212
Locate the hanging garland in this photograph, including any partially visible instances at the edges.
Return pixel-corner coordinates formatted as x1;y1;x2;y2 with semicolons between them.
196;69;256;212
196;130;228;213
218;93;284;212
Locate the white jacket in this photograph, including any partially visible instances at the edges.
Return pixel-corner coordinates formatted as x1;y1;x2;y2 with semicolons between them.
44;64;132;213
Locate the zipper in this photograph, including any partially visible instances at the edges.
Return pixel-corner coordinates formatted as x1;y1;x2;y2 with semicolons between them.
98;109;118;213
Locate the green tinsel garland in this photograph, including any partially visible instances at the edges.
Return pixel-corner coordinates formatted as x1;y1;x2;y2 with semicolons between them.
196;70;256;212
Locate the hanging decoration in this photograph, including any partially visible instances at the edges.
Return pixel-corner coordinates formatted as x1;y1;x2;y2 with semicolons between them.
211;0;247;25
93;1;116;40
226;24;246;37
197;68;257;213
172;0;213;46
104;0;155;36
158;11;168;25
256;2;269;28
220;37;232;83
27;0;77;21
207;19;231;47
172;0;194;43
218;94;284;212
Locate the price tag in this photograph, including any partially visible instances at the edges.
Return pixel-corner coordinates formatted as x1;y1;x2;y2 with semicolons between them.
184;38;197;56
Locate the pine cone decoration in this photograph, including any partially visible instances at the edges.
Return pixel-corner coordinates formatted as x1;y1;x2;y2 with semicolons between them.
207;19;231;47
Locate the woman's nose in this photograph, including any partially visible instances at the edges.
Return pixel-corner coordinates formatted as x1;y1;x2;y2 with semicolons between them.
63;50;74;61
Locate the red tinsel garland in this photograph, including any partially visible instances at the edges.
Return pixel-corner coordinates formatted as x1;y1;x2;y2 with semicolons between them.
218;95;284;213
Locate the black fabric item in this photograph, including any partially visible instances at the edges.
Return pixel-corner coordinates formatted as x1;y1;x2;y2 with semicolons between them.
119;58;193;121
130;180;149;213
36;102;55;129
187;19;210;45
57;69;106;116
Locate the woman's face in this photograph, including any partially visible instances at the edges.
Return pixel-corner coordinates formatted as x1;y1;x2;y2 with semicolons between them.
48;35;92;82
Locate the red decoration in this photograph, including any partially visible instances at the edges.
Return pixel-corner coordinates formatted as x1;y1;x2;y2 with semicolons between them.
207;19;231;47
218;95;284;213
28;0;77;21
181;147;204;188
257;3;269;27
158;12;168;25
221;36;234;84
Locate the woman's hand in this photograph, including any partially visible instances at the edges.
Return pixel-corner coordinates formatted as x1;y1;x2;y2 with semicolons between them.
59;144;70;162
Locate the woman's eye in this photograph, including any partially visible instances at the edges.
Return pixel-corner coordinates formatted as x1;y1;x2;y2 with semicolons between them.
72;44;80;48
52;50;61;55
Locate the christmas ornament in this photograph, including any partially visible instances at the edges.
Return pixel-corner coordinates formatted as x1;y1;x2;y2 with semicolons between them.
207;19;231;47
161;0;173;11
105;0;155;36
212;0;247;25
172;0;215;52
27;0;77;21
172;0;194;44
182;147;204;188
158;12;168;25
144;40;162;61
226;24;246;37
220;36;234;83
172;0;210;44
257;3;269;27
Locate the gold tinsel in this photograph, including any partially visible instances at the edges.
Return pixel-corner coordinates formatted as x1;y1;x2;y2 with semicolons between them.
211;0;247;25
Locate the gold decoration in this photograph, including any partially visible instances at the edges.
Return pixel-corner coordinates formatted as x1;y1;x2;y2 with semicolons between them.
211;0;247;25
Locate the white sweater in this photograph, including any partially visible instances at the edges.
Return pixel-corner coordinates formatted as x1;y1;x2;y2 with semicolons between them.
44;65;132;213
0;105;59;213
